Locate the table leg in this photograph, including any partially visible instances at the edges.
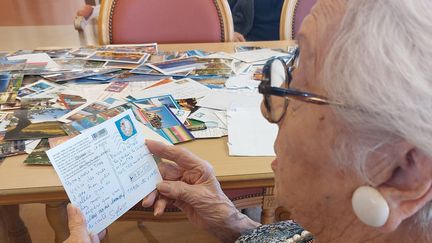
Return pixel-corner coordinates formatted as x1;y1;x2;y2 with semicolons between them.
261;186;276;224
0;205;32;243
45;202;69;243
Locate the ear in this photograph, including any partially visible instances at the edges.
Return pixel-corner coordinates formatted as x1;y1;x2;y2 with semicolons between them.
378;147;432;232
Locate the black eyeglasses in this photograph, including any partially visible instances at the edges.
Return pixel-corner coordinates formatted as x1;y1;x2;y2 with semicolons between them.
258;49;343;123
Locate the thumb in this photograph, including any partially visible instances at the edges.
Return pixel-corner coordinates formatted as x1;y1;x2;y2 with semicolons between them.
67;204;89;238
157;181;196;202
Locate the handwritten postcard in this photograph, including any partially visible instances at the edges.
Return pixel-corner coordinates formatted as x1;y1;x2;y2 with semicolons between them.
46;109;162;234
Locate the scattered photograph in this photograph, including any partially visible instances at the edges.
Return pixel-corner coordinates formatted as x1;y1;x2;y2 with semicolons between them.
105;81;128;93
139;105;194;144
0;59;26;72
87;51;149;64
176;98;198;112
132;94;180;109
23;139;51;165
103;43;158;54
0;73;23;104
28;108;70;123
3;109;66;140
42;68;121;82
147;57;204;75
58;101;111;123
58;94;87;110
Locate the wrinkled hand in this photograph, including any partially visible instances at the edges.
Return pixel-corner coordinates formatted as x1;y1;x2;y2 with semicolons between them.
233;32;246;42
142;140;259;241
64;204;106;243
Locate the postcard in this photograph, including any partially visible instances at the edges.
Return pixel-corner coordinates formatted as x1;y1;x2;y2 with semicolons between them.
54;58;105;70
103;43;158;54
0;139;27;158
105;82;128;93
227;105;277;156
176;98;198;113
130;64;189;77
58;94;87;110
146;57;205;75
48;136;74;148
62;106;127;135
46;109;162;234
42;68;121;82
18;80;58;98
185;118;206;131
33;48;72;58
7;53;60;69
150;51;188;63
58;101;111;123
130;78;211;100
23;139;51;165
109;72;166;83
87;51;149;64
197;89;261;111
234;45;263;53
138;105;194;144
0;73;23;104
131;94;180;109
3;110;66;140
28;108;69;123
69;47;98;58
103;61;140;70
227;48;291;63
0;59;26;72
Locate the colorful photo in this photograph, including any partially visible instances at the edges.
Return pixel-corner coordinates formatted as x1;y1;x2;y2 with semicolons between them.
140;106;194;144
132;95;180;109
87;51;148;64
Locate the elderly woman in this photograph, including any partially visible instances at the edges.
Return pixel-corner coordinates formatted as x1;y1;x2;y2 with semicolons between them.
65;0;432;242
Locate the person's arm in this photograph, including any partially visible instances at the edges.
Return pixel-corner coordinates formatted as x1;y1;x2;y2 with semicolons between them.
143;140;260;242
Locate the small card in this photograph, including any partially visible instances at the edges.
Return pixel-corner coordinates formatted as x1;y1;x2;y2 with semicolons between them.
46;109;162;234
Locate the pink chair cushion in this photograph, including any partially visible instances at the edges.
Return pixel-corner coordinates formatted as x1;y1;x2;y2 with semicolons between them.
111;0;223;44
293;0;317;38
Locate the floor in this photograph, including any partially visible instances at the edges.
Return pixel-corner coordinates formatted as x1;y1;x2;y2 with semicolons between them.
2;203;219;243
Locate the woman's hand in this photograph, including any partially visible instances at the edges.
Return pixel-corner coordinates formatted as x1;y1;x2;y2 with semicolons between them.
142;140;260;242
64;204;106;243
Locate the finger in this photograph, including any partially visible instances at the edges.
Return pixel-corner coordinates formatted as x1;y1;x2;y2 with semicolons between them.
142;190;158;207
67;204;89;237
98;229;107;240
153;195;169;216
90;233;100;243
157;181;196;203
158;161;184;180
146;140;207;169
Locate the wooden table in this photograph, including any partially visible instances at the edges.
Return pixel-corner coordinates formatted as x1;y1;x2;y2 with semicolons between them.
0;40;295;243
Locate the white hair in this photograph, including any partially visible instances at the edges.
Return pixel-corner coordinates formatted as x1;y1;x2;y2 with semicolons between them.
321;0;432;232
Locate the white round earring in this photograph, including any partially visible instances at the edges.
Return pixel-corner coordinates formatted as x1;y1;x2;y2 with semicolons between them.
351;186;389;227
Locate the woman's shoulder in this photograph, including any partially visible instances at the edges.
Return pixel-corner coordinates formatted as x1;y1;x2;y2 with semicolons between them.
235;220;314;243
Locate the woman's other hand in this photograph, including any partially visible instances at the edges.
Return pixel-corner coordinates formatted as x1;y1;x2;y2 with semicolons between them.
64;204;106;243
142;140;259;241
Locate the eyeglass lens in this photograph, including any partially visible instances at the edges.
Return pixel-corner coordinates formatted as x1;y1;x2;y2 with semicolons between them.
267;59;289;122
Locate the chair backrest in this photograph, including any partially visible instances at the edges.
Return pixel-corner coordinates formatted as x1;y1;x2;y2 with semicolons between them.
98;0;234;45
280;0;317;40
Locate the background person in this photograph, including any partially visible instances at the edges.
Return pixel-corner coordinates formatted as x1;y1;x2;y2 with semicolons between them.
229;0;284;41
